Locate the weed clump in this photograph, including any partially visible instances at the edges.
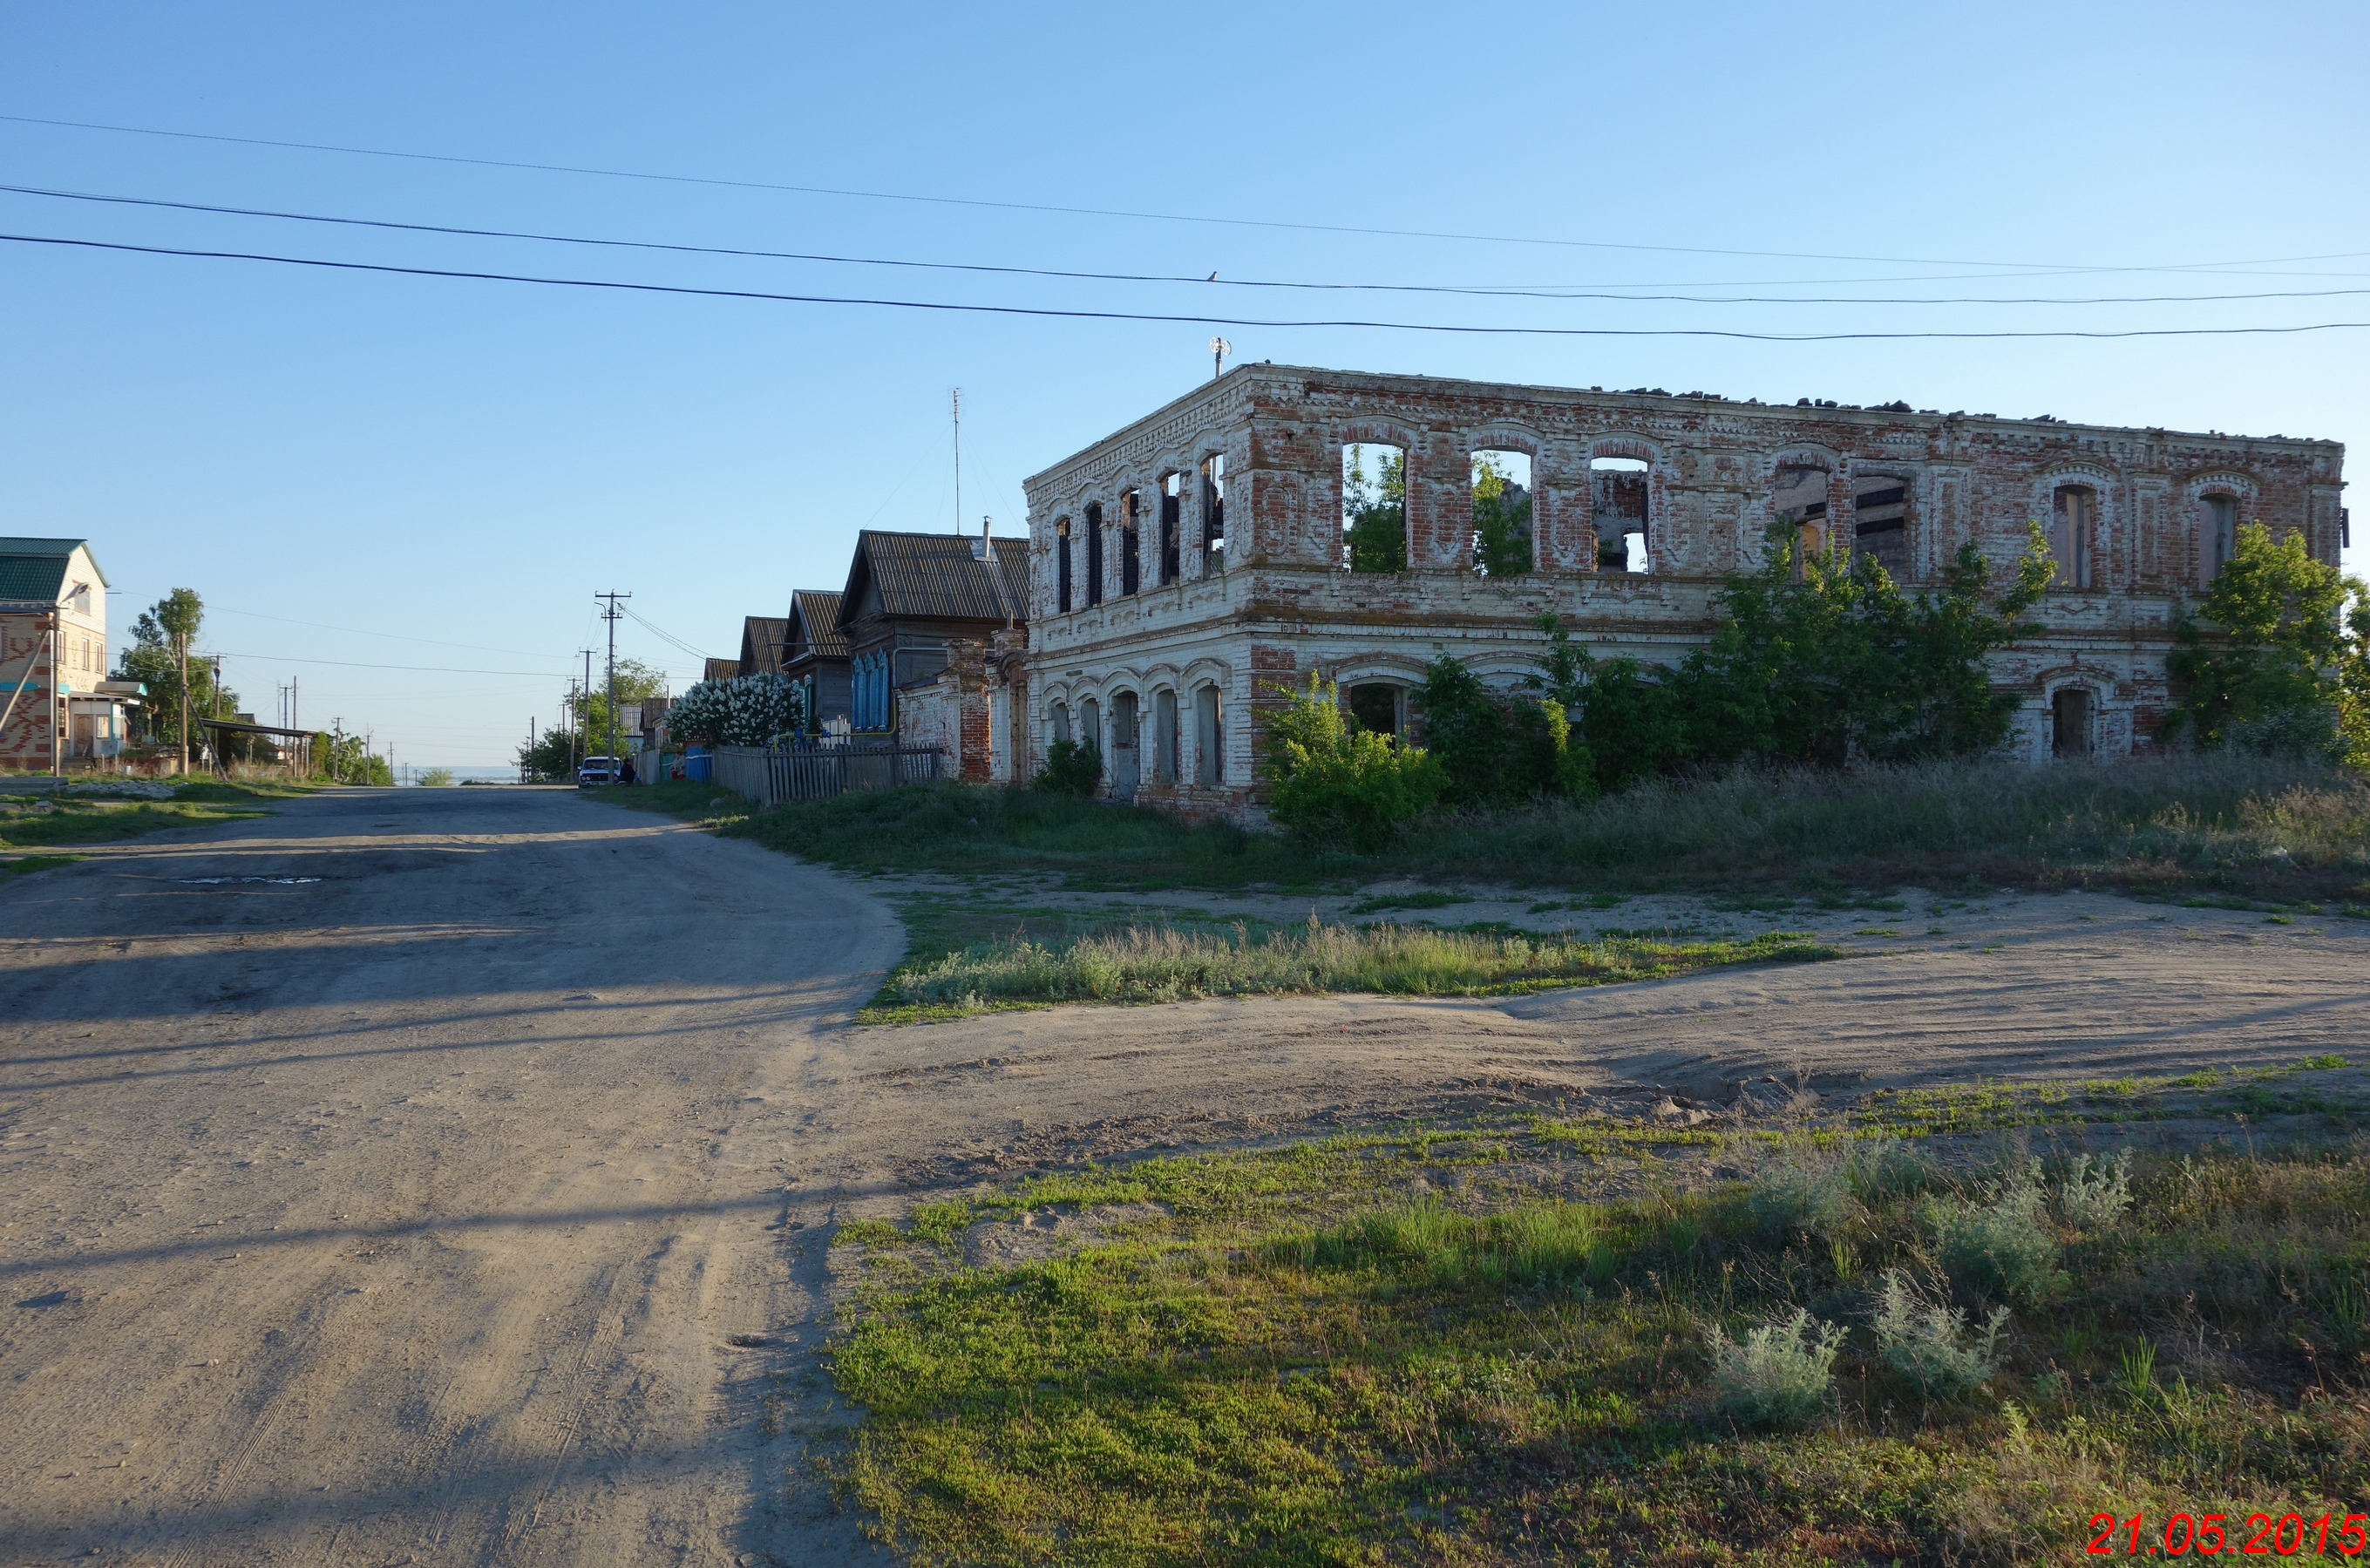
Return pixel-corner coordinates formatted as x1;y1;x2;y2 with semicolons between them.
1706;1307;1845;1428
1748;1146;1856;1240
2054;1150;2134;1228
1930;1161;2064;1305
1844;1135;1939;1201
1871;1268;2007;1398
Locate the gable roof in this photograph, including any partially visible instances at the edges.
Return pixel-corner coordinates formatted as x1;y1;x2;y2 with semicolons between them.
704;656;742;682
738;616;789;679
784;588;849;662
0;537;105;605
837;530;1029;631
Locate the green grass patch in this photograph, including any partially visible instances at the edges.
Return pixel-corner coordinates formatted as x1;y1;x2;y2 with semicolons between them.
0;780;296;852
865;919;1838;1019
830;1110;2370;1566
0;852;82;880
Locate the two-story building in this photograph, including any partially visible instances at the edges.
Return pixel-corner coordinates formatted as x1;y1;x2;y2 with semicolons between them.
0;537;139;771
1010;364;2348;815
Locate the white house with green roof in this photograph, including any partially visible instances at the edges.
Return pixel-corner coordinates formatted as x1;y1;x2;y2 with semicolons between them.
0;537;139;770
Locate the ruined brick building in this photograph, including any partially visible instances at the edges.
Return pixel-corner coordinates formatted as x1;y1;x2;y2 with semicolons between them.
995;364;2347;814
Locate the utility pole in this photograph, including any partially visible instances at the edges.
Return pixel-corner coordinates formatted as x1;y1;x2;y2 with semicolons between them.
177;628;189;776
950;387;961;535
595;594;629;773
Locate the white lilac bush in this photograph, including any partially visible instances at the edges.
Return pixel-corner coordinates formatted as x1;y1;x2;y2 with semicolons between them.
670;675;805;747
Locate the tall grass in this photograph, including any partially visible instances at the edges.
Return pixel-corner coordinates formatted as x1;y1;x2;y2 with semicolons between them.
875;917;1832;1012
678;751;2370;899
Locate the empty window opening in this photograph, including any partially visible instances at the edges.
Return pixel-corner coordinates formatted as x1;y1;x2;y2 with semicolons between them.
1851;478;1910;580
1110;691;1141;799
1049;702;1072;745
1592;457;1652;572
1348;682;1403;739
1083;503;1105;607
2051;485;2096;589
1344;444;1408;573
1152;689;1179;784
1056;517;1073;612
1471;451;1534;576
2052;688;2093;760
1159;474;1183;585
1199;454;1226;573
1193;685;1223;784
1078;696;1102;768
1771;464;1831;566
2203;494;2238;579
1121;490;1143;595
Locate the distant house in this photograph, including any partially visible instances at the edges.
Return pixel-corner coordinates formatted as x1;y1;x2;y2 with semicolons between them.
838;529;1026;738
0;537;139;770
779;588;850;735
737;616;788;682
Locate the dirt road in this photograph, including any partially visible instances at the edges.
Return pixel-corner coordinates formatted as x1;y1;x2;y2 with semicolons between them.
0;786;900;1567
6;787;2367;1565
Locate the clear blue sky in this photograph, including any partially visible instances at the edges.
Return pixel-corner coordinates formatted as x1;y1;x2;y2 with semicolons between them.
4;2;2365;769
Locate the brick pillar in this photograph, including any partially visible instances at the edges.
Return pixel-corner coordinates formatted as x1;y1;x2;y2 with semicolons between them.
1409;430;1472;570
1534;443;1590;573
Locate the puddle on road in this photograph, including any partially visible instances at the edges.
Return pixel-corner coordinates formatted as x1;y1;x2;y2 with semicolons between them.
173;875;322;886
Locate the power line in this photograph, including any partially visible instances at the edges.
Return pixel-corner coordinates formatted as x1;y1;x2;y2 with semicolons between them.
12;109;2370;278
618;603;710;661
11;180;2370;306
11;230;2370;342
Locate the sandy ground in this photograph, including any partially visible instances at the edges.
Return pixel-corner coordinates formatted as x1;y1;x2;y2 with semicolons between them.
4;786;2367;1565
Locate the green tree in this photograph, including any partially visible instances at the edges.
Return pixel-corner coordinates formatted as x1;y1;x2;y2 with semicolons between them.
1471;454;1533;577
516;727;582;782
2163;521;2360;757
1343;445;1408;574
1260;674;1445;852
113;588;235;752
570;658;671;752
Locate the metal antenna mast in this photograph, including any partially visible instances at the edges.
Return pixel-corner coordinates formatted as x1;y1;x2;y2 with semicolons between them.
1210;336;1231;380
595;594;630;776
950;387;961;535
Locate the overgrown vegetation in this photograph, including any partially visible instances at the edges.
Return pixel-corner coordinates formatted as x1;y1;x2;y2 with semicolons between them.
867;917;1835;1019
1032;736;1103;798
826;1080;2369;1565
2165;520;2370;764
621;749;2370;905
1260;674;1446;852
1342;442;1407;573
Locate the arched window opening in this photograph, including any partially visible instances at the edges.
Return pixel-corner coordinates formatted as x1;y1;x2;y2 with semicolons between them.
1158;475;1183;586
2203;493;2238;580
2051;485;2096;589
1348;682;1403;739
1120;490;1143;595
1049;702;1071;745
1055;517;1073;613
1110;691;1141;799
2052;688;2093;760
1193;685;1223;784
1471;451;1533;576
1592;456;1652;572
1199;454;1226;574
1151;689;1179;783
1771;464;1830;568
1083;503;1105;607
1851;477;1910;580
1343;443;1408;572
1078;696;1102;769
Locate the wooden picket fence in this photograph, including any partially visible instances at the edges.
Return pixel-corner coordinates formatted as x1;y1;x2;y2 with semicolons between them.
710;743;941;808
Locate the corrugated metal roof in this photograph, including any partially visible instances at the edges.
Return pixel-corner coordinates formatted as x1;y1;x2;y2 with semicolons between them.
739;616;789;678
0;537;100;604
839;530;1029;629
787;589;849;661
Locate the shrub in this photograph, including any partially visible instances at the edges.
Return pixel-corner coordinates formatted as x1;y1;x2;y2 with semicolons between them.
1931;1162;2064;1305
1706;1307;1846;1428
1032;736;1102;797
1749;1147;1856;1240
2055;1150;2135;1229
1845;1135;1940;1202
1261;675;1447;852
669;673;804;746
1872;1268;2007;1398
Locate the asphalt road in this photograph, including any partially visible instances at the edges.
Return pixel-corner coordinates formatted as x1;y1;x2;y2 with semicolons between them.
0;785;900;1567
